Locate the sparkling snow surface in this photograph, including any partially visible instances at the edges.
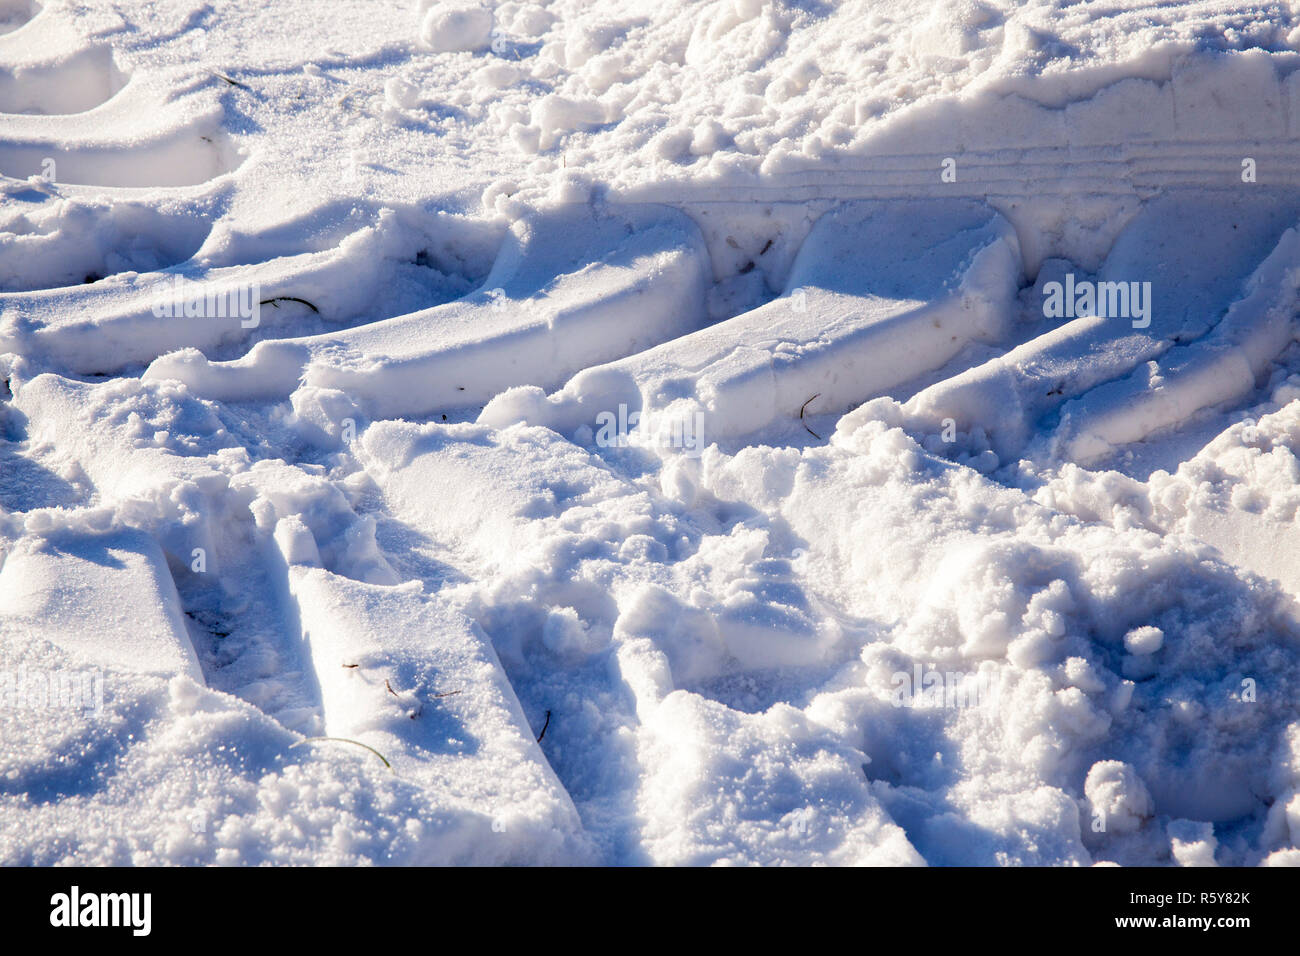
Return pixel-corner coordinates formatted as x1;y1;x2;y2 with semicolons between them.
5;0;1300;865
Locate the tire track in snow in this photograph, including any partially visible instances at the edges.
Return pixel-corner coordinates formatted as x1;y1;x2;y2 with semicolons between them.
0;5;237;188
7;12;1300;861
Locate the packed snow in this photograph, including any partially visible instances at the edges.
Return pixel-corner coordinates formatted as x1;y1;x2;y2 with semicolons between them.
4;0;1300;866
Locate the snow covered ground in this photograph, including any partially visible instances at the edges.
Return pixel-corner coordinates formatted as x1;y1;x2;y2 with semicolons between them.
4;0;1300;865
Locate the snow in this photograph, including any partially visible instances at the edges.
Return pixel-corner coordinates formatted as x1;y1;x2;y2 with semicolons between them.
1085;761;1155;836
419;4;495;55
4;0;1300;867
